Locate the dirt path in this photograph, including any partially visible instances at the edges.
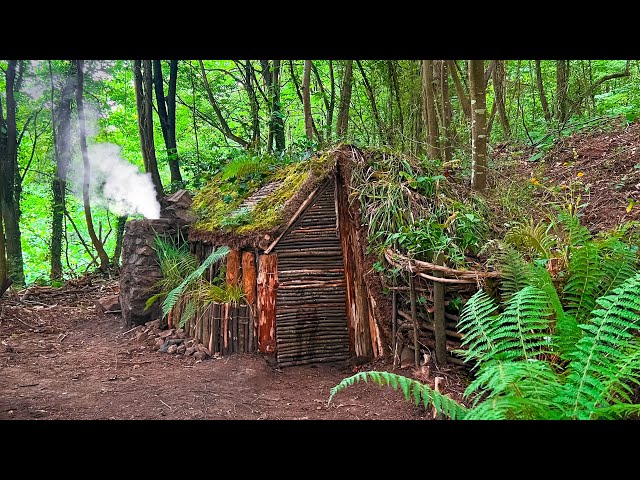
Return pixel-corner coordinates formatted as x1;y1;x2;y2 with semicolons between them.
0;281;462;421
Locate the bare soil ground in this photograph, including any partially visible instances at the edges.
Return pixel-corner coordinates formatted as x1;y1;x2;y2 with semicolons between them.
0;277;467;421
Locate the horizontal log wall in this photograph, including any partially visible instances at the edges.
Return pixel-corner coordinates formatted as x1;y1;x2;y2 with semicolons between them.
274;178;351;367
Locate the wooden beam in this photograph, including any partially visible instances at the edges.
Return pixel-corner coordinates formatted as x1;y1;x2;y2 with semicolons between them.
263;178;331;254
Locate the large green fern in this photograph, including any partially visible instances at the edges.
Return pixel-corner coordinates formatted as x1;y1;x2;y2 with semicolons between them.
161;246;230;317
557;273;640;419
329;213;640;419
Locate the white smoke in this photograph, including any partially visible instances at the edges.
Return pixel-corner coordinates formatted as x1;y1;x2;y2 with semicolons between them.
66;142;162;219
79;143;162;219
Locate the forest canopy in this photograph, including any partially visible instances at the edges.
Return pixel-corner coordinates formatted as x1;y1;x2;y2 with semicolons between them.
0;59;637;289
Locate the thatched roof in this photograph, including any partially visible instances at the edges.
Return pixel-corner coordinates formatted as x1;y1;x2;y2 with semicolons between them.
188;148;338;250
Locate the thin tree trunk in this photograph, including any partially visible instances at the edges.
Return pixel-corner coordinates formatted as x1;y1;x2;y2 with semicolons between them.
447;60;471;120
328;60;335;142
556;60;570;123
389;60;404;148
0;60;25;286
198;60;249;149
439;61;453;162
535;60;552;124
112;215;128;266
469;60;487;191
50;60;75;281
356;60;386;144
272;60;285;152
134;60;164;204
243;60;260;148
336;60;353;139
0;213;10;296
311;61;335;144
153;59;183;192
422;60;440;159
76;60;110;271
492;60;511;139
302;60;313;141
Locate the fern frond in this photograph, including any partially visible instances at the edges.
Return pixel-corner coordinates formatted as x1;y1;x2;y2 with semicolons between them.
221;155;270;181
328;371;468;420
463;361;563;420
504;218;556;260
455;290;499;365
590;402;640;419
161;246;230;317
558;210;591;248
595;237;639;299
179;299;198;328
492;286;553;362
492;244;536;301
560;273;640;419
563;242;602;322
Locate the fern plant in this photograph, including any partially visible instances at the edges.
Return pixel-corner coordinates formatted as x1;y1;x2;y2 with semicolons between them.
329;213;640;420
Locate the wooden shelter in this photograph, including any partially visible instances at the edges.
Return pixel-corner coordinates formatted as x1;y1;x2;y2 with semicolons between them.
187;147;385;367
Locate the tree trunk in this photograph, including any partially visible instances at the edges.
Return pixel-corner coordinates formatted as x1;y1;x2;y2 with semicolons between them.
0;213;10;297
535;60;552;124
112;215;128;266
469;60;488;191
0;60;25;286
272;60;285;152
261;60;286;153
492;60;511;139
556;60;570;123
288;60;322;145
133;60;164;204
302;60;313;141
422;60;440;160
356;60;386;144
447;60;471;120
336;60;353;139
49;60;75;281
243;60;260;148
153;59;183;192
389;60;404;148
76;60;110;271
439;61;453;162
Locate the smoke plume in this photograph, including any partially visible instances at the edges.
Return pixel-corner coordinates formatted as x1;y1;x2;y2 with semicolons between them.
73;143;162;219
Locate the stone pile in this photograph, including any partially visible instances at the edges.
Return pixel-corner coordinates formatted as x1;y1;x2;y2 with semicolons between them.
130;319;218;361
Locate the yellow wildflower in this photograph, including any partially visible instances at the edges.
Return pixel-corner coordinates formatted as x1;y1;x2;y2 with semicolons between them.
577;172;584;177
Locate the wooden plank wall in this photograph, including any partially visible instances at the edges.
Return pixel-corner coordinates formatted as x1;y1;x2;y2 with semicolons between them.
179;299;256;354
273;178;351;367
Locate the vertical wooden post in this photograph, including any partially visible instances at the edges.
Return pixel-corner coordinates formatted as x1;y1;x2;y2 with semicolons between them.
409;273;419;369
257;253;278;353
392;290;398;368
226;249;241;287
433;254;447;366
242;251;257;352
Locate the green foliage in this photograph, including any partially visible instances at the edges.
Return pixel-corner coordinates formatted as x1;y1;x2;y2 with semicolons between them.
191;152;334;235
328;371;468;420
504;218;556;260
330;211;640;420
161;245;230;317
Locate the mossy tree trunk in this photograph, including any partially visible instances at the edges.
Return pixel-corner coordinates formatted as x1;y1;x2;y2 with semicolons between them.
0;59;25;287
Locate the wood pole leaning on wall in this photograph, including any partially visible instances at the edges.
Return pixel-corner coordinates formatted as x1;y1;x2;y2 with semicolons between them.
433;254;447;366
409;273;419;369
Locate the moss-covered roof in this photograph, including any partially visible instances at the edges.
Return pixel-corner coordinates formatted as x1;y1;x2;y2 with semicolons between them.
188;150;336;248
